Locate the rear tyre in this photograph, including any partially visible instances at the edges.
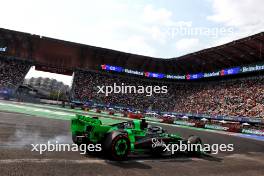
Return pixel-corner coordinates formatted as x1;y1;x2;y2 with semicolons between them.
103;132;130;160
72;134;87;146
72;134;80;144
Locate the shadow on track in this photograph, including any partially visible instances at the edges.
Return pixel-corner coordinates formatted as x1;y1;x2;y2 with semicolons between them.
84;151;223;170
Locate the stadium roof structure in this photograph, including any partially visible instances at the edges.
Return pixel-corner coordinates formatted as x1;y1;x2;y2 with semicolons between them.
105;32;264;74
167;32;264;74
0;28;264;75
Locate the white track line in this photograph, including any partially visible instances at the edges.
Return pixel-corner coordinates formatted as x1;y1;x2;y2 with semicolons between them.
0;159;107;164
0;157;201;164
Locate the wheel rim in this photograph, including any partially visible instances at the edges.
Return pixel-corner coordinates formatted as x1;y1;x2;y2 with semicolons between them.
115;139;128;156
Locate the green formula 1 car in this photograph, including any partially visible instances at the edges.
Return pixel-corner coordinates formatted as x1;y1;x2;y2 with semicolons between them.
71;114;203;160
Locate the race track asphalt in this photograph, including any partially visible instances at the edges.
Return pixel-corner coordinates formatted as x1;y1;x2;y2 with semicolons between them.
0;110;264;176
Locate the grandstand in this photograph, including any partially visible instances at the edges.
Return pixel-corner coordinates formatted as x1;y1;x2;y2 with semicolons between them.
0;56;31;98
0;28;263;119
72;69;264;118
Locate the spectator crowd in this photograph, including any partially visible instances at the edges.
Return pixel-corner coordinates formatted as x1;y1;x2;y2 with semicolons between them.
175;76;264;118
0;56;263;119
73;70;175;111
0;57;31;90
73;70;264;119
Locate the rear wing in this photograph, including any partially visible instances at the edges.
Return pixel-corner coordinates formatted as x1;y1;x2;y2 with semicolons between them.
71;114;102;134
71;114;112;143
75;114;102;125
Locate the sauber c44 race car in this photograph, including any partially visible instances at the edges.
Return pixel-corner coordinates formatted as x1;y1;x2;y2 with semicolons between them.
71;114;203;160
